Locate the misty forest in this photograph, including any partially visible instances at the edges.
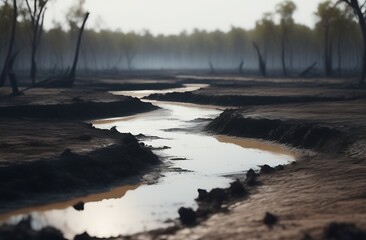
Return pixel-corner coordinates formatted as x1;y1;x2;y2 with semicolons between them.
1;0;366;240
0;0;365;80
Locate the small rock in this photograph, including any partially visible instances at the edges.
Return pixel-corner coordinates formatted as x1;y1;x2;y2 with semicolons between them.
196;205;210;218
229;180;246;196
38;227;65;240
208;188;228;203
263;212;278;226
261;165;275;174
110;126;119;133
246;169;257;179
324;222;366;240
74;232;92;240
196;189;208;201
178;207;196;225
136;133;146;138
73;202;85;211
246;175;258;186
275;165;285;171
61;149;73;157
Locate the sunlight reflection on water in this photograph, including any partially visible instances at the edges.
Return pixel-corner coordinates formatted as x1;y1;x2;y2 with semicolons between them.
1;85;294;239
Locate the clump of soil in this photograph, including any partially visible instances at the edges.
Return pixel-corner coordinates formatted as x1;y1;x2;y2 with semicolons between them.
0;218;65;240
207;109;351;153
0;87;161;212
0;128;159;211
0;88;157;120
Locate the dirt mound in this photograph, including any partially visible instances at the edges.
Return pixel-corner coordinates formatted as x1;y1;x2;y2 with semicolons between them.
207;109;351;152
0;130;159;212
0;96;157;120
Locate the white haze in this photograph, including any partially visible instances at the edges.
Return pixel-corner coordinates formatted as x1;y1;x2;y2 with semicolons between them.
46;0;324;35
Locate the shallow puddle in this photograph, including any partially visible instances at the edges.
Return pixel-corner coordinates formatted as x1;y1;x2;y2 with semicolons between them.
1;85;295;239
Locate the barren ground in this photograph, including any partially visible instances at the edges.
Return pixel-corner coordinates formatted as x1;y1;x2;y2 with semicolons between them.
133;78;366;240
1;77;366;240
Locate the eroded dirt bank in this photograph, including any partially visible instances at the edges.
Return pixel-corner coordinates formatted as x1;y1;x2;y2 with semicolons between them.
0;88;157;119
140;99;366;240
146;78;366;107
2;79;366;240
0;88;161;213
143;80;366;239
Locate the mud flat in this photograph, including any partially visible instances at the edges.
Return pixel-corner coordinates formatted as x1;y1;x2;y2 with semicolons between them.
138;99;366;240
2;80;366;239
132;78;366;240
0;88;158;119
146;79;366;107
0;88;160;213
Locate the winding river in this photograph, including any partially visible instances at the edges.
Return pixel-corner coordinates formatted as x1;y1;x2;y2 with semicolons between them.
1;84;294;239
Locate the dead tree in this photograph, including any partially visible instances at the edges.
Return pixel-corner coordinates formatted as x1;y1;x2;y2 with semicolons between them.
253;42;267;77
0;0;17;87
8;52;21;95
25;0;49;86
209;61;216;74
299;62;317;78
0;0;20;95
340;0;366;84
124;50;135;71
68;12;90;85
324;26;333;77
238;59;244;74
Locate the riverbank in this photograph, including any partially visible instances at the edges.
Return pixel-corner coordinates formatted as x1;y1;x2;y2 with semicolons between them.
1;77;366;239
0;88;158;119
142;99;366;240
0;87;161;213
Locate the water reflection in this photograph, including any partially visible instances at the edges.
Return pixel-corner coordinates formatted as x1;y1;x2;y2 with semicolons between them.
1;86;295;238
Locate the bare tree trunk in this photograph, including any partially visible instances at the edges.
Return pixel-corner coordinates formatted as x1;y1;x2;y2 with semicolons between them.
299;62;317;78
0;0;17;87
337;37;342;76
238;59;244;75
209;61;216;74
281;32;287;76
253;42;266;77
8;52;21;96
26;0;48;86
125;53;135;71
341;0;366;84
68;12;90;83
324;26;330;77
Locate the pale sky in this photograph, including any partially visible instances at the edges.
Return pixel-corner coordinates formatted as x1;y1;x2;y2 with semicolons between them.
45;0;326;35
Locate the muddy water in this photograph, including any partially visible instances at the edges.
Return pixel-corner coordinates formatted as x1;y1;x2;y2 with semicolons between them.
1;85;295;239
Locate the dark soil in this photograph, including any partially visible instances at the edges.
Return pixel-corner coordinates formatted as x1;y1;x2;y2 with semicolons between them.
2;77;366;240
0;124;159;212
146;91;361;107
0;88;157;120
0;87;161;214
206;109;351;152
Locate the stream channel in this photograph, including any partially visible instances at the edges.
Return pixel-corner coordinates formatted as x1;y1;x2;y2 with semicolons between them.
1;84;295;239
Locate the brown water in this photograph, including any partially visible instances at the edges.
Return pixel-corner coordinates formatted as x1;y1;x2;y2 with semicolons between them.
1;84;295;239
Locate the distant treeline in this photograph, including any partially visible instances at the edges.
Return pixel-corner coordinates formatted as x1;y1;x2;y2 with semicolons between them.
0;0;363;77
